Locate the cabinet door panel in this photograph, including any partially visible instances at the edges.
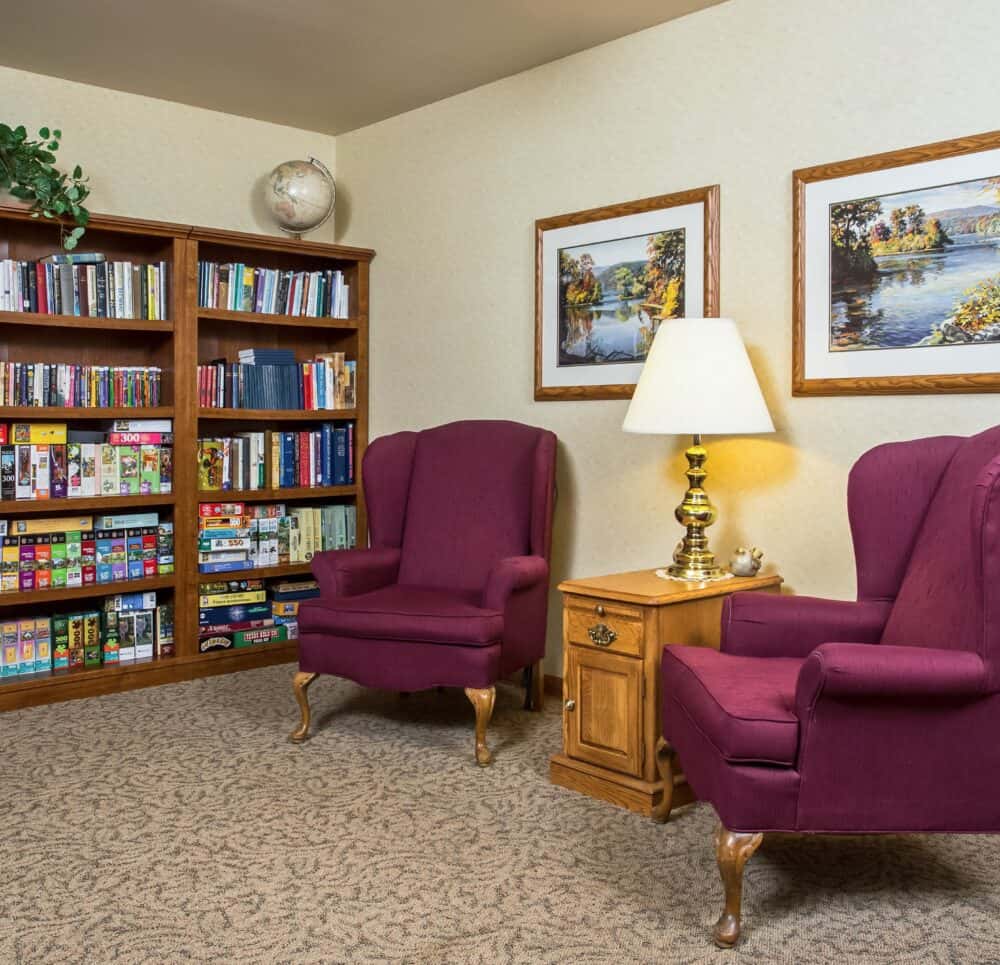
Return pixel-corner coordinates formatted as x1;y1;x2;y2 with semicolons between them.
565;646;642;776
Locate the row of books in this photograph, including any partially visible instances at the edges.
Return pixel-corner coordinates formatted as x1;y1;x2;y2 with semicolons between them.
197;261;350;318
197;501;356;573
198;349;357;410
1;593;174;678
197;423;355;491
0;421;173;500
0;512;174;592
0;362;164;409
197;578;318;652
0;255;170;320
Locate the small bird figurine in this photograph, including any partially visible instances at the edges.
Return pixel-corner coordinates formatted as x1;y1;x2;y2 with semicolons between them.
730;546;764;577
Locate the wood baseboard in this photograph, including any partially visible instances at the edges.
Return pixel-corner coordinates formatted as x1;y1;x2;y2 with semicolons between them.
544;673;562;697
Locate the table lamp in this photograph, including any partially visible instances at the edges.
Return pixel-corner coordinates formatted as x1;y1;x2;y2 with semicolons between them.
623;317;774;581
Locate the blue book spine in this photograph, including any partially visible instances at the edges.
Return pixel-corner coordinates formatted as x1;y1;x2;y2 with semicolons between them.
198;560;249;574
320;425;331;487
280;432;296;488
333;427;348;486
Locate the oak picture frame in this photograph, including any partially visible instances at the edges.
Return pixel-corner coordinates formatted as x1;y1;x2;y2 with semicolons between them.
793;130;1000;396
534;185;719;401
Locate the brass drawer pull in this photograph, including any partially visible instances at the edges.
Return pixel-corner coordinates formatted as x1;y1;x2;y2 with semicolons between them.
596;604;606;617
588;622;617;647
565;699;576;711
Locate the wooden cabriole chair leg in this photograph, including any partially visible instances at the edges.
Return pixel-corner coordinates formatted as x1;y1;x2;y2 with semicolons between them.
289;671;318;743
650;737;677;823
464;686;496;766
529;659;545;712
713;823;763;948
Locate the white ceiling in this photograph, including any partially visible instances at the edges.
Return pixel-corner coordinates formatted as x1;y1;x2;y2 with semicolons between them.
0;0;727;135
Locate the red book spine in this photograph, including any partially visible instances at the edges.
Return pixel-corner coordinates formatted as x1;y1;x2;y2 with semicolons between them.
36;263;47;314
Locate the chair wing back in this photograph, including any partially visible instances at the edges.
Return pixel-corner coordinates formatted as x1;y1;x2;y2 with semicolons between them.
848;434;961;602
881;425;1000;669
362;431;418;549
395;420;555;592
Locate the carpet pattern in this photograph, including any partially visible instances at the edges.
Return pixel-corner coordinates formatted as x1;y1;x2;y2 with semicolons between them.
2;664;999;964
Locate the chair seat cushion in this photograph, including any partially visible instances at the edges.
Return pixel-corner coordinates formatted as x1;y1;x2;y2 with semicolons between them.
661;647;803;766
299;584;504;646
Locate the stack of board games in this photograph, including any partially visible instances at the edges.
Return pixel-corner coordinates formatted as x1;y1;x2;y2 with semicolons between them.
0;593;174;678
197;502;356;573
0;419;173;502
0;511;174;593
270;579;321;628
198;579;295;652
197;349;356;411
197;421;355;491
0;254;169;320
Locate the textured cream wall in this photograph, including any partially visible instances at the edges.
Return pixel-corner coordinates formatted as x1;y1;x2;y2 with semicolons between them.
1;66;336;238
334;0;1000;671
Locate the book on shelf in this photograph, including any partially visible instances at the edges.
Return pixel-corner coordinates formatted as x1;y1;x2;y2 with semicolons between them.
0;592;172;678
0;512;173;592
0;258;169;320
197;422;354;491
0;362;162;408
197;350;356;410
197;261;349;318
196;501;355;573
0;421;172;502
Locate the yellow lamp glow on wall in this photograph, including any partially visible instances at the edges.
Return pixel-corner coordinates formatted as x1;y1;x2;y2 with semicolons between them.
623;317;774;581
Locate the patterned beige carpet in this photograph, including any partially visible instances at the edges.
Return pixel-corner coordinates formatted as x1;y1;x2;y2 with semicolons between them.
2;664;998;964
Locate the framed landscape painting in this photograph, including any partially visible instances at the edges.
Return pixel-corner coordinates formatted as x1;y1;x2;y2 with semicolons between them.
534;186;719;400
794;130;1000;395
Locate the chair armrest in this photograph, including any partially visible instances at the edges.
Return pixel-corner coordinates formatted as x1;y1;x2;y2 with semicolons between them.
721;593;892;659
796;643;988;714
482;556;549;610
310;547;401;598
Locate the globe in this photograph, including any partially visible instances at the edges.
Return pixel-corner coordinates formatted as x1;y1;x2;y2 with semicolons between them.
264;158;336;236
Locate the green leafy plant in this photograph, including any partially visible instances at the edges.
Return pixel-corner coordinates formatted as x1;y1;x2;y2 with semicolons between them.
0;124;90;249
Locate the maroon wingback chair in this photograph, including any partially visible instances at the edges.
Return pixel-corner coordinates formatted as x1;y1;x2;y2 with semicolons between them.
291;420;557;765
657;425;1000;947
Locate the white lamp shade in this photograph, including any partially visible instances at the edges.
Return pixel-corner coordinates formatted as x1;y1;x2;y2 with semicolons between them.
623;317;774;436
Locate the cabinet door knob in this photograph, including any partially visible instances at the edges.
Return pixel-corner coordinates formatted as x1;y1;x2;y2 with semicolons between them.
564;699;576;711
596;604;606;617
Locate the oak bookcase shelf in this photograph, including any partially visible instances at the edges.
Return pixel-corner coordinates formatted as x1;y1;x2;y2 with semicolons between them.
0;406;175;420
0;203;373;712
197;485;356;501
0;310;174;332
0;574;175;608
197;307;359;330
0;493;177;515
198;408;358;421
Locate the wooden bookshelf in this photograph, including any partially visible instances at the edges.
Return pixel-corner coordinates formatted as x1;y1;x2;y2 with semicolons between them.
0;203;373;711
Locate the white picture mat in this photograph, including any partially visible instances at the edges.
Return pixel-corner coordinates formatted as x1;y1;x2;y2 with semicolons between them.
803;147;1000;380
540;204;705;388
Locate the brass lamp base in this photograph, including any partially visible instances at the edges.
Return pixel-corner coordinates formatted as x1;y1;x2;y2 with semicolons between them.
666;434;730;582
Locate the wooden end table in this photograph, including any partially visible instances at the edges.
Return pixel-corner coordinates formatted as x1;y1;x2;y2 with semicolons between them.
549;568;782;819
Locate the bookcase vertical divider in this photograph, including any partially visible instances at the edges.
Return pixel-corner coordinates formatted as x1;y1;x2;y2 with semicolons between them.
173;236;199;658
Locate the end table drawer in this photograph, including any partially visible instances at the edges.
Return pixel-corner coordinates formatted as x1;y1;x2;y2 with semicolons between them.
566;599;644;657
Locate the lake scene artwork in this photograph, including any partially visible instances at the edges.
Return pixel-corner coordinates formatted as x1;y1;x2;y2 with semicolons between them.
558;229;685;366
829;174;1000;351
